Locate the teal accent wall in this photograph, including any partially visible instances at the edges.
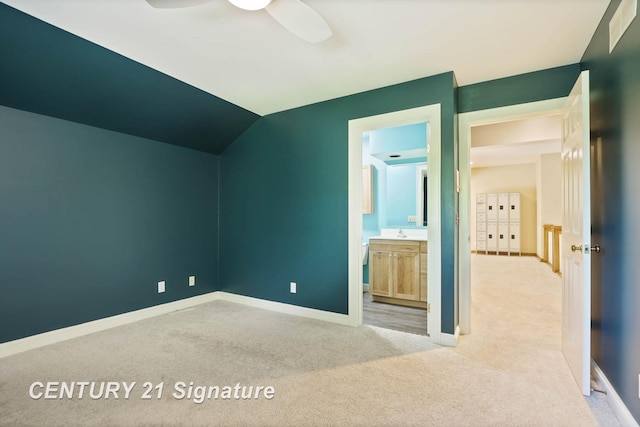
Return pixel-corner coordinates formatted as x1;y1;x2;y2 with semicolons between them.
452;73;459;330
220;73;456;328
0;106;220;343
0;3;259;155
458;64;581;113
582;0;640;420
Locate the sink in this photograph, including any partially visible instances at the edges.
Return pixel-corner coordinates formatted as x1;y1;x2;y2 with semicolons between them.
370;228;427;241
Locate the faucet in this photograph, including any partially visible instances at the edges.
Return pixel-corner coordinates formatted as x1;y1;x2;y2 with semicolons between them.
397;228;406;238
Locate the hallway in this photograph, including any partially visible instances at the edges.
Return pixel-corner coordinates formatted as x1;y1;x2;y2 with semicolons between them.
459;254;619;426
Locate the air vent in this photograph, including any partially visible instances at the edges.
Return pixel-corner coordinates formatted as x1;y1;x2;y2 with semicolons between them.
609;0;637;53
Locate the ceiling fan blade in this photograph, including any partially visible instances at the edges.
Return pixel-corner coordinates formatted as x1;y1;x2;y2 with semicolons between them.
145;0;214;9
265;0;332;43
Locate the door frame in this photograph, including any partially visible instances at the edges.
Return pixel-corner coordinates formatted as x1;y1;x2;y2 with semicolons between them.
348;104;442;343
458;97;566;334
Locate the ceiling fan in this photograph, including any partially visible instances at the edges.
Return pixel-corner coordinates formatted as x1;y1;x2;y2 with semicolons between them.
145;0;332;43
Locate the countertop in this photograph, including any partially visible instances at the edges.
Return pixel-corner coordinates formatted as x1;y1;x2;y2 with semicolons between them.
369;228;427;241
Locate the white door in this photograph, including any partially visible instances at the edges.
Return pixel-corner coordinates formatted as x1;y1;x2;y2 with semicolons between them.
561;70;591;396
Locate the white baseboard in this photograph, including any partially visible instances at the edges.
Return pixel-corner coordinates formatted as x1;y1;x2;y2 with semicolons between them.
214;292;351;326
592;359;640;427
0;293;220;359
0;291;351;359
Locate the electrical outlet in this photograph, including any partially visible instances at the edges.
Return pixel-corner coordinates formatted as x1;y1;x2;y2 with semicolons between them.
408;215;417;223
158;281;165;293
189;276;196;287
290;282;296;293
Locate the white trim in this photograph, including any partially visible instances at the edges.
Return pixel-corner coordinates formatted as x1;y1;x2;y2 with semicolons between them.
0;291;352;359
213;292;350;325
0;292;219;359
592;359;640;427
458;98;566;335
439;325;461;347
348;104;442;345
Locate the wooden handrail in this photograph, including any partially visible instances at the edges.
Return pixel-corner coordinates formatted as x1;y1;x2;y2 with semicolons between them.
542;224;562;274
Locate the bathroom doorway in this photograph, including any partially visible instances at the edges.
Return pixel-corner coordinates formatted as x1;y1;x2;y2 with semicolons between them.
347;104;443;344
360;123;428;335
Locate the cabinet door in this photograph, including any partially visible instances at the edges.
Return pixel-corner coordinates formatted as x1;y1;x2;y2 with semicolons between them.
362;164;374;214
487;222;498;251
370;251;391;296
419;246;427;302
509;192;521;221
498;221;509;251
393;251;420;301
487;193;498;221
498;193;509;221
510;222;521;253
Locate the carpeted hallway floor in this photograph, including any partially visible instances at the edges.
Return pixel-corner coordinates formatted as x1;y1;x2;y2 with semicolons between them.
0;255;622;426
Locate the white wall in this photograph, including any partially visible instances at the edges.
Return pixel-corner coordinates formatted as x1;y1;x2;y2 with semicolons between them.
471;163;537;254
536;152;562;258
471;115;562;148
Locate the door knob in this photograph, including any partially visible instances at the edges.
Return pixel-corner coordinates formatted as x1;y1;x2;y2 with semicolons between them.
571;244;601;253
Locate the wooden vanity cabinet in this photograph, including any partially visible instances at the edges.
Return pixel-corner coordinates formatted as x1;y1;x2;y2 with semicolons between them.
369;239;427;309
419;241;427;302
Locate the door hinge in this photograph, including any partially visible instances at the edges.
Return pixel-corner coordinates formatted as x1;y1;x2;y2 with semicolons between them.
427;303;431;313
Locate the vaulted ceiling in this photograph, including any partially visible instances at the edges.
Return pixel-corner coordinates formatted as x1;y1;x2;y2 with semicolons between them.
0;0;610;154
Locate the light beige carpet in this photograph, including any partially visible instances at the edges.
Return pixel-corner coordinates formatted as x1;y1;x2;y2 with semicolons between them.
0;255;620;426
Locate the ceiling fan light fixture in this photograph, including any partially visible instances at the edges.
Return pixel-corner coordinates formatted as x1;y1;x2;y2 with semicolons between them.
228;0;272;11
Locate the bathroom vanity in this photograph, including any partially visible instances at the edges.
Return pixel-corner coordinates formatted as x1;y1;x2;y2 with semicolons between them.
368;234;427;309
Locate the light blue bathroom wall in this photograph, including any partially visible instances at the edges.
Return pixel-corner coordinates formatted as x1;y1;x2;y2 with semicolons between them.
386;164;419;226
369;122;427;156
363;122;427;237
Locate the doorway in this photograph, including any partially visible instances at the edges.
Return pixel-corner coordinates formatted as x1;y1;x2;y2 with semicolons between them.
347;104;443;344
361;123;428;335
458;98;566;334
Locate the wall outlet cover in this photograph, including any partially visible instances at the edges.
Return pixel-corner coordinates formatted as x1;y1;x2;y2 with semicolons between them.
189;276;196;287
290;282;296;293
158;281;166;293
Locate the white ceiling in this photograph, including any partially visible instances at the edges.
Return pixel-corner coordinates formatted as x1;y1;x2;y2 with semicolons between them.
470;115;562;168
3;0;610;116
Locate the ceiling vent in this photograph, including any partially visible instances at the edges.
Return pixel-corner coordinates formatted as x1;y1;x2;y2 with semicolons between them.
609;0;637;53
